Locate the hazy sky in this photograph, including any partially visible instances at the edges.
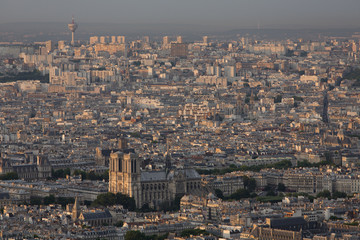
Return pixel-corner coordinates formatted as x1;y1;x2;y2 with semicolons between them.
1;0;360;29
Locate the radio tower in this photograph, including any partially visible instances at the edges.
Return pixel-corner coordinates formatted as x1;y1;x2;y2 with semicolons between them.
67;16;78;46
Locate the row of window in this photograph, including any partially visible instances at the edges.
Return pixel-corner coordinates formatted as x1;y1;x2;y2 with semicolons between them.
141;181;201;191
142;183;167;191
186;182;201;190
143;191;169;202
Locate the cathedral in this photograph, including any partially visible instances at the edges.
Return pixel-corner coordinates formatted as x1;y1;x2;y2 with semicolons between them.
109;149;202;209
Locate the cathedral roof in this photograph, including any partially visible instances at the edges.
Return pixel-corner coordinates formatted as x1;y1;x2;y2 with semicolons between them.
141;171;167;182
80;210;112;221
178;169;201;179
140;168;201;182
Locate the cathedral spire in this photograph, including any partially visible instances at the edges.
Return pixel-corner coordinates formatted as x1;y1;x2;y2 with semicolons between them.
165;138;172;171
72;196;80;221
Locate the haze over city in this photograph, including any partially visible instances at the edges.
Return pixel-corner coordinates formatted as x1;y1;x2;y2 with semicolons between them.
1;0;360;30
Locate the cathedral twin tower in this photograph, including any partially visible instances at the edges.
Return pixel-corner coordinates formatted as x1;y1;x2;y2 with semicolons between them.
109;151;141;204
109;140;202;209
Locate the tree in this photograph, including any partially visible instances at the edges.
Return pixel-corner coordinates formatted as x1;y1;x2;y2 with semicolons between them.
87;171;99;181
114;220;124;227
132;61;141;67
229;188;250;200
30;196;43;205
264;184;274;191
73;169;87;180
57;197;75;207
343;68;360;80
332;191;347;199
92;192;117;207
52;169;64;178
330;216;343;221
324;152;333;163
297;160;313;168
73;169;108;181
0;70;49;83
214;189;224;199
125;231;146;240
243;176;257;192
92;192;136;210
321;78;328;83
43;195;56;205
293;96;304;102
140;203;154;212
115;193;136;211
180;229;209;237
52;168;71;179
101;170;109;181
266;190;277;196
84;200;92;206
0;172;18;180
277;183;286;192
285;49;294;57
274;95;282;103
316;190;331;199
300;51;308;57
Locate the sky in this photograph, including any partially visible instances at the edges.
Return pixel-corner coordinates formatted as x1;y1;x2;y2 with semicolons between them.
1;0;360;30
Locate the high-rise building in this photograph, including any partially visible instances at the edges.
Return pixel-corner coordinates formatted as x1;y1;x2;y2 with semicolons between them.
45;40;55;53
177;36;183;43
58;41;65;50
148;67;154;77
111;36;117;44
162;36;169;48
224;66;236;78
100;36;109;44
170;43;188;58
39;46;48;55
203;36;209;45
206;64;215;76
214;64;221;77
117;36;125;44
91;36;124;44
90;36;99;45
143;36;150;43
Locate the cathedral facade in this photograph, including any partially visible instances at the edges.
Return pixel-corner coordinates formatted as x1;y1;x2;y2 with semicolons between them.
109;151;202;208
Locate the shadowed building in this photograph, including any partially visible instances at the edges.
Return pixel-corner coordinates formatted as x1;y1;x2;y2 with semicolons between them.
0;155;51;180
72;197;113;226
79;210;113;226
266;217;307;231
250;225;303;240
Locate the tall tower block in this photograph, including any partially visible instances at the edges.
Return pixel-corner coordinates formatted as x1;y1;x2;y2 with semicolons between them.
68;16;78;46
177;36;183;43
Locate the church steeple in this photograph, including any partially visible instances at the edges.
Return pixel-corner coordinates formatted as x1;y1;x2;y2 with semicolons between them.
72;196;80;221
165;138;172;172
